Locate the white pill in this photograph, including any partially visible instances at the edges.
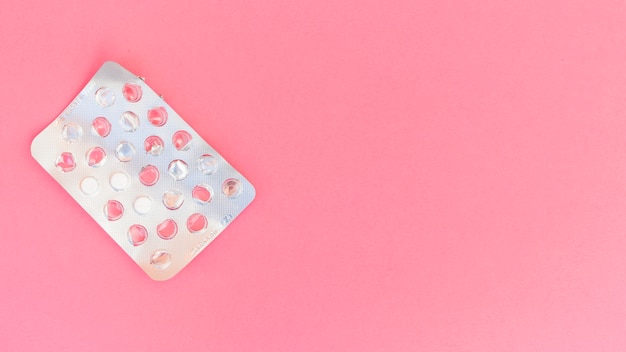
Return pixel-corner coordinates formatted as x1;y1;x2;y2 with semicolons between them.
110;171;130;191
133;196;152;215
80;177;99;195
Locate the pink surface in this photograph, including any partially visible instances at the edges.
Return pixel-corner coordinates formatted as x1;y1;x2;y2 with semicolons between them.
1;0;626;350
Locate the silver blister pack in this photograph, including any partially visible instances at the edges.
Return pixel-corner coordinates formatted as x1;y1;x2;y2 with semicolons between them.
31;61;256;280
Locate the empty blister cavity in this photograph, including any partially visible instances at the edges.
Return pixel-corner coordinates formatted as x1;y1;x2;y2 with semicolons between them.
95;87;115;108
139;165;160;186
144;136;164;156
192;184;213;204
109;171;130;191
150;250;172;270
222;178;242;198
115;141;136;162
55;152;76;172
172;130;192;151
122;83;142;103
92;117;112;138
86;146;107;167
162;190;184;210
133;196;152;215
187;213;208;233
157;219;178;240
80;177;99;195
198;154;217;175
148;107;168;127
168;159;189;181
62;122;82;143
128;224;148;246
120;111;140;132
104;200;124;221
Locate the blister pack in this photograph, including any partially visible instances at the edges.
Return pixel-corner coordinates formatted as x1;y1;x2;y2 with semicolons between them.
31;61;256;280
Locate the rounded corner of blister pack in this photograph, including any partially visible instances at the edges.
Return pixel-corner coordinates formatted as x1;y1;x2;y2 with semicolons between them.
30;61;256;281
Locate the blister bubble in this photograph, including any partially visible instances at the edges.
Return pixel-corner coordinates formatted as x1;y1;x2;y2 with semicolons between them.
128;224;148;246
86;147;107;167
55;152;76;172
115;141;136;162
168;159;189;181
139;165;159;186
144;136;164;156
150;250;172;269
172;130;192;151
104;200;124;221
192;184;213;204
123;83;142;103
92;117;112;138
157;219;178;240
197;154;217;175
62;123;82;143
162;190;184;210
120;111;140;132
148;107;168;127
95;87;115;108
187;213;208;233
222;178;242;198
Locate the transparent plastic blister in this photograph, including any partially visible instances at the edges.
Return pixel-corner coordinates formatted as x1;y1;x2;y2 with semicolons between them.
31;61;256;280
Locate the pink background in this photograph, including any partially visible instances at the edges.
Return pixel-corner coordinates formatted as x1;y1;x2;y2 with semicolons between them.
2;0;626;350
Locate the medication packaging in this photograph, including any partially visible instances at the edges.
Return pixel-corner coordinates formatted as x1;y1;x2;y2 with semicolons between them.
31;62;256;280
